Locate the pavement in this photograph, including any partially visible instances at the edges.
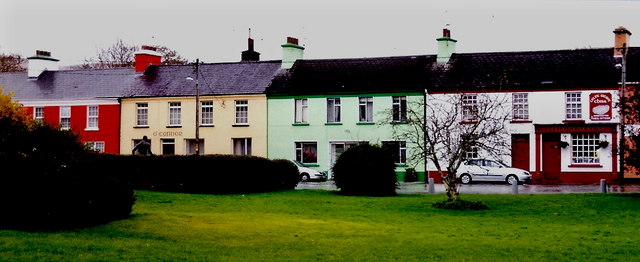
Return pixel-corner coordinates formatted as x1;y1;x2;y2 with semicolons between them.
296;181;640;194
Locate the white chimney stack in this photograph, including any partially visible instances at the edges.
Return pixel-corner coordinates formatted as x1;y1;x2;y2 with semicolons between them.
27;50;59;78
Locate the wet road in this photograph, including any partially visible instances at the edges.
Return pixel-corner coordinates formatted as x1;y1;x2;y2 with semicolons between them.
296;181;640;194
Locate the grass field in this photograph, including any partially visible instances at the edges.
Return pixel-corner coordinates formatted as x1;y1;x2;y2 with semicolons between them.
1;190;639;261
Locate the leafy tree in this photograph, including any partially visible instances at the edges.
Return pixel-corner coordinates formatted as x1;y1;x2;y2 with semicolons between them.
387;93;510;202
624;85;640;175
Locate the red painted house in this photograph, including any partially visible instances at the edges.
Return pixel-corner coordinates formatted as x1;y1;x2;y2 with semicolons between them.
0;49;160;154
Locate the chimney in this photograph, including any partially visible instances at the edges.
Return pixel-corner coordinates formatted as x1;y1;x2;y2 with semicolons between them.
436;28;457;64
134;45;162;72
281;37;305;69
241;38;261;62
27;50;59;78
613;26;632;58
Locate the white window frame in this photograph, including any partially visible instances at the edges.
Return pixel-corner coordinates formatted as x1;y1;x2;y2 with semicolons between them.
34;107;44;122
465;146;479;159
392;96;407;122
359;97;374;122
86;105;99;130
571;133;600;164
512;93;529;120
565;92;582;120
201;101;214;126
60;106;71;130
168;102;181;126
233;138;252;155
327;98;341;123
161;138;175;155
294;98;308;123
86;141;105;153
136;103;149;127
295;141;318;164
383;141;407;164
461;94;478;122
235;100;249;125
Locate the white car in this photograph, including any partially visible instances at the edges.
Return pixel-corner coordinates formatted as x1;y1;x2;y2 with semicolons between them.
458;159;532;185
291;160;327;182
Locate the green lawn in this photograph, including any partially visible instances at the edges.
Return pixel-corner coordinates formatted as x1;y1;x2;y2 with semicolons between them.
1;190;639;261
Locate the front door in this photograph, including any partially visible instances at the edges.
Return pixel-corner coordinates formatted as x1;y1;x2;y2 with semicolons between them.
511;134;530;171
542;133;562;181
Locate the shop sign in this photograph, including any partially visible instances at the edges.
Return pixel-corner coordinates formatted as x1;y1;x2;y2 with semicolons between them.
589;93;612;121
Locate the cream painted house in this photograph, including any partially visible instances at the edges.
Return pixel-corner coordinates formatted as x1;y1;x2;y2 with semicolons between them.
120;61;281;156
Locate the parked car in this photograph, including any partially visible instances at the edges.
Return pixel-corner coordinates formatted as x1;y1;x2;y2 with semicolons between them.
458;159;532;185
290;160;327;182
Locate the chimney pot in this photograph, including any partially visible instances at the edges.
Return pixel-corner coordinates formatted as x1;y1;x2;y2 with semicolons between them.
287;37;299;45
443;28;451;38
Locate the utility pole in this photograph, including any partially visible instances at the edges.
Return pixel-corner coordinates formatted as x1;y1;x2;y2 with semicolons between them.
195;58;200;155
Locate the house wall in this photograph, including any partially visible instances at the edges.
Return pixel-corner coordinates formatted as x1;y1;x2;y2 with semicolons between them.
20;100;121;154
267;93;424;179
120;94;267;156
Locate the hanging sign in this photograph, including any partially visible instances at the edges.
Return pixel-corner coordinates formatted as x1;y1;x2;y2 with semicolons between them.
589;93;612;121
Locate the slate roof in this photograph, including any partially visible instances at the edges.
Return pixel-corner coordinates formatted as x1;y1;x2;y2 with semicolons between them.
0;68;137;102
122;61;283;98
267;55;438;96
267;47;640;95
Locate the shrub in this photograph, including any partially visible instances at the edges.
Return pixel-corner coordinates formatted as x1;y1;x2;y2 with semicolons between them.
332;143;397;196
404;168;418;182
431;200;490;211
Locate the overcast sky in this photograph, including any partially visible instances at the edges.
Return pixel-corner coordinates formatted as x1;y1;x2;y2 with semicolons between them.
2;0;639;67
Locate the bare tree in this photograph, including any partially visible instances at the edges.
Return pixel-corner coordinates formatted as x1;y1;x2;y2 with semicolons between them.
71;39;188;69
387;92;511;202
0;53;26;72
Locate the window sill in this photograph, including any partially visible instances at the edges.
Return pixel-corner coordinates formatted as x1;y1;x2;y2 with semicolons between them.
292;123;310;126
459;120;478;125
563;120;585;124
166;125;182;128
325;122;342;126
134;126;149;129
233;124;249;127
510;120;533;124
391;121;408;125
569;164;602;168
357;122;375;125
84;128;99;131
200;124;214;127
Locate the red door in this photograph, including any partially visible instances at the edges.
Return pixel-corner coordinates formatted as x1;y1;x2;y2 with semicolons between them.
511;134;530;171
542;133;562;181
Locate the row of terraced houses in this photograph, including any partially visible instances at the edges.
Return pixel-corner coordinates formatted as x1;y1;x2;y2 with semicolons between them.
2;28;638;184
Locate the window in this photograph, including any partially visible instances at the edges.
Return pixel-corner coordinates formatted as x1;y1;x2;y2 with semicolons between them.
132;139;152;154
295;142;318;164
565;92;582;120
571;133;600;164
162;138;175;155
327;98;341;123
235;100;249;124
168;102;181;126
34;107;44;122
512;93;529;120
294;99;308;123
464;146;479;159
359;97;374;122
383;141;407;164
86;105;98;130
186;139;204;155
233;138;252;155
201;101;214;126
461;94;478;122
86;141;105;153
330;142;360;165
392;96;407;122
60;106;71;130
136;103;148;126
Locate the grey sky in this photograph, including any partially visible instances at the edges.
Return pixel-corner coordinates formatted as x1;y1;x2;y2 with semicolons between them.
2;0;639;66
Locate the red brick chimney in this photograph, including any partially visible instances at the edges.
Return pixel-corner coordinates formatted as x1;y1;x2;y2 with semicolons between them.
134;45;161;72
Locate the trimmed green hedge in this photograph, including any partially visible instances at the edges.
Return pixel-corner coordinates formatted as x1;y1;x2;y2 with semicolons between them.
88;154;299;194
332;144;397;196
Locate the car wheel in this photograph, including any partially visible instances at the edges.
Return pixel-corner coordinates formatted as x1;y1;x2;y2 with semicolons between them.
300;173;310;182
506;175;519;185
460;174;472;184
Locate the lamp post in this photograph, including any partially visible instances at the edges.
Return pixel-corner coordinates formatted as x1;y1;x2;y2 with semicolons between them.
187;58;201;155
